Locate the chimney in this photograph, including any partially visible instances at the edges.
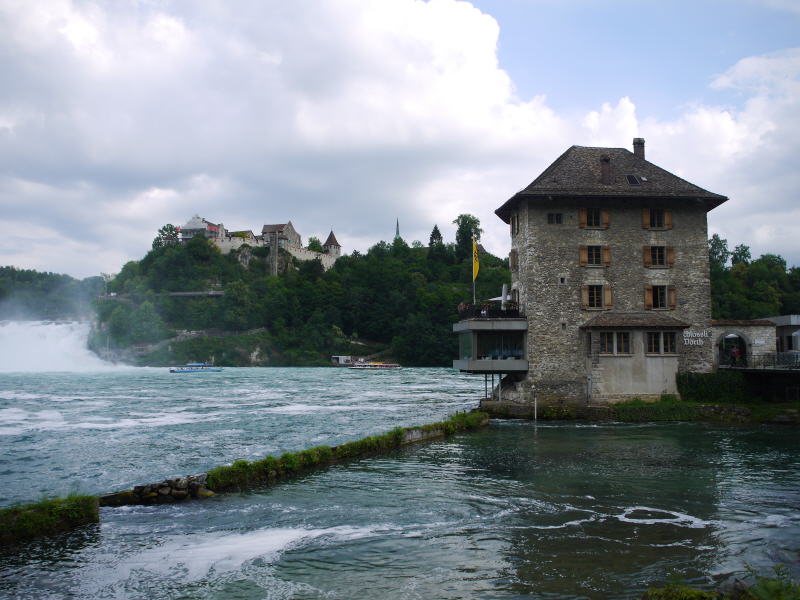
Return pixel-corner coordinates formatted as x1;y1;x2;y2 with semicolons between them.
600;155;611;184
633;137;645;159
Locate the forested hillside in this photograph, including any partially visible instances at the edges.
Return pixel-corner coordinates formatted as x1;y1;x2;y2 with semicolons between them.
708;234;800;318
94;216;511;366
0;266;104;320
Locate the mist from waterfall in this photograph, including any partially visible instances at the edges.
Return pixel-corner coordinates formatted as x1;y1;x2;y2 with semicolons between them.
0;320;118;372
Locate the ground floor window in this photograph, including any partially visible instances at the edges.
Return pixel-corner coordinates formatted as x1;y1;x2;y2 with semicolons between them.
647;331;678;354
599;331;631;355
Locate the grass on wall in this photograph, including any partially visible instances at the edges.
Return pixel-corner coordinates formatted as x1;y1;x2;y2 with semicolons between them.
0;495;99;546
206;411;487;492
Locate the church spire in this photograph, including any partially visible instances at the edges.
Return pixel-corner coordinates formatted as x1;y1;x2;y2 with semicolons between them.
395;218;400;239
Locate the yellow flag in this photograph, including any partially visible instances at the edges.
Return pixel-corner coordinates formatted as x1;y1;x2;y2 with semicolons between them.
472;237;479;281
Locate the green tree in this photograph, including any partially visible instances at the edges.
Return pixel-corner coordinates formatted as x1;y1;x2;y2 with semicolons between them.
152;224;181;250
452;214;483;261
731;243;751;265
307;236;324;252
708;233;730;267
129;301;168;343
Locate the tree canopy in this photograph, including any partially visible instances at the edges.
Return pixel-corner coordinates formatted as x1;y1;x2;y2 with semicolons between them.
96;218;511;366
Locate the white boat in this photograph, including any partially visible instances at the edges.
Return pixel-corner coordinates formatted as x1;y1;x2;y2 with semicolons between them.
347;361;401;370
169;363;224;373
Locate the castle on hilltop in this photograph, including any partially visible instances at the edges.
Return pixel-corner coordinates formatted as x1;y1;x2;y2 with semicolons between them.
178;215;341;272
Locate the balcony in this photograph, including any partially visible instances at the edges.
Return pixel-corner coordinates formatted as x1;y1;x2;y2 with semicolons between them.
453;303;528;374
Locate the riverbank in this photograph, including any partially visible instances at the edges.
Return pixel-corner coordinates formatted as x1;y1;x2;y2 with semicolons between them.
480;397;800;424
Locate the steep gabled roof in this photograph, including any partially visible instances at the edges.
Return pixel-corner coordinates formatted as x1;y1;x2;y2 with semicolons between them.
262;223;288;234
496;144;728;223
323;231;340;247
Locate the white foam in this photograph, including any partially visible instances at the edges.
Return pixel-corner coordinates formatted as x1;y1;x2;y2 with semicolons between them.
616;506;709;529
0;321;121;372
77;525;378;593
262;403;395;414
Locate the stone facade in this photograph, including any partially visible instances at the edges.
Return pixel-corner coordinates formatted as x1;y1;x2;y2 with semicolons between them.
495;139;727;405
711;320;777;368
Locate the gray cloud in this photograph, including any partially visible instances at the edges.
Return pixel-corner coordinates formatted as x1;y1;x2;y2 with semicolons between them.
0;1;798;278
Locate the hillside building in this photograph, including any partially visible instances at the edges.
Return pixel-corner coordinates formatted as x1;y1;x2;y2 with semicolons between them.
456;138;728;406
178;215;341;271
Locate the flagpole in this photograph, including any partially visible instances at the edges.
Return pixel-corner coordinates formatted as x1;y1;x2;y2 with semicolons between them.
472;236;478;304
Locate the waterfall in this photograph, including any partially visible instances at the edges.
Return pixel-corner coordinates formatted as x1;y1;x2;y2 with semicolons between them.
0;321;116;372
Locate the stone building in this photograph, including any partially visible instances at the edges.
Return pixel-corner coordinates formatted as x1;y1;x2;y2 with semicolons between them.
457;138;728;406
178;215;341;272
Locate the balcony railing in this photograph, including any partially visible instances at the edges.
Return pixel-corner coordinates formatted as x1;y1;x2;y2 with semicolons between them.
457;302;523;319
719;352;800;370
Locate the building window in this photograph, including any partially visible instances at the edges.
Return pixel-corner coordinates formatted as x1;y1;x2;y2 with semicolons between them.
645;285;676;310
643;245;674;268
600;331;631;355
653;285;667;309
650;209;664;228
643;208;673;229
647;331;661;353
509;249;518;272
582;284;612;310
651;246;665;266
511;213;520;235
617;332;631;354
579;208;609;229
547;213;563;225
600;331;614;354
588;285;603;309
663;332;677;354
647;331;678;355
580;245;611;267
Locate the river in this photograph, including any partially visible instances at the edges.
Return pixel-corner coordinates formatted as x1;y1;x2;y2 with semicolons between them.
1;322;798;599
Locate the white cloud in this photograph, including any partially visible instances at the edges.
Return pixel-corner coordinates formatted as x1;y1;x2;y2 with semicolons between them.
0;1;798;279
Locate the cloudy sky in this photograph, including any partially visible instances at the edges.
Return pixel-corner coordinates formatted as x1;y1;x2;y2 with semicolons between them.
1;0;799;279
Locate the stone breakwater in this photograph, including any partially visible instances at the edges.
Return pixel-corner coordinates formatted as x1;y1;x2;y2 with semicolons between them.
99;411;489;508
2;412;488;543
100;474;215;507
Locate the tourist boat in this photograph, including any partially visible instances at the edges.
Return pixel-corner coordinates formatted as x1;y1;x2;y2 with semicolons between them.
169;363;224;373
347;361;401;370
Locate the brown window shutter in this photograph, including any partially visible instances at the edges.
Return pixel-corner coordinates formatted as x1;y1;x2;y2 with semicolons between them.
665;210;673;229
668;286;677;309
645;285;654;310
603;286;613;310
579;245;588;266
602;246;611;266
667;246;675;267
643;245;652;267
579;208;587;228
581;285;589;309
509;249;518;271
601;209;610;228
642;208;650;228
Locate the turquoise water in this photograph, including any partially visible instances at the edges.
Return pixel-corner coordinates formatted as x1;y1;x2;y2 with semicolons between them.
1;324;799;599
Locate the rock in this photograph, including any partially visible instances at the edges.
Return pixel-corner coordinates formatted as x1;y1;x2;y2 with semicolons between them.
99;490;138;507
171;489;189;500
196;488;215;499
157;486;171;496
174;477;189;490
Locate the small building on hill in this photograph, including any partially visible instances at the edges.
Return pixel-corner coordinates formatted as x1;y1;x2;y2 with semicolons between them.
178;215;342;272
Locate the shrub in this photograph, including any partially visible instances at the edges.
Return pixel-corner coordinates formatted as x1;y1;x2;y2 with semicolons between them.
642;583;716;599
676;371;750;404
0;495;99;546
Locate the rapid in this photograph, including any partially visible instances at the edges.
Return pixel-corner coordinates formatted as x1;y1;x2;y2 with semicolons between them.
0;321;798;599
